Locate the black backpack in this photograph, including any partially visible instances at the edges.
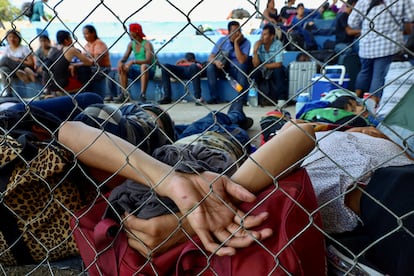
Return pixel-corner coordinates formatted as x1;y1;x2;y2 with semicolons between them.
21;2;34;19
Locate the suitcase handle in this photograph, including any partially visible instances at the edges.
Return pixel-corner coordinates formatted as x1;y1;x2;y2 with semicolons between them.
322;65;346;85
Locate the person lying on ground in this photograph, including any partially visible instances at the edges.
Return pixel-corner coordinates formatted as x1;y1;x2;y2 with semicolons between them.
57;119;315;256
116;119;413;256
57;121;312;256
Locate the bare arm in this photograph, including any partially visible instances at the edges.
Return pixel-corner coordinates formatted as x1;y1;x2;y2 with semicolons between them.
233;33;249;64
263;8;278;24
58;121;272;256
345;25;361;37
24;54;35;68
264;61;283;70
252;40;262;68
118;43;132;71
72;49;94;66
123;123;315;256
232;123;315;194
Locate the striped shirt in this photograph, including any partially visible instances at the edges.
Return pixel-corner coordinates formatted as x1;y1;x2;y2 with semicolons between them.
348;0;414;59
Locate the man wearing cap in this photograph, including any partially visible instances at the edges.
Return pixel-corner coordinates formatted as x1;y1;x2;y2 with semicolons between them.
159;52;203;104
117;23;155;103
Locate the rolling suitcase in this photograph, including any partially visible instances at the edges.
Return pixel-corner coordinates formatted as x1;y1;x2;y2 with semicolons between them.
288;61;317;100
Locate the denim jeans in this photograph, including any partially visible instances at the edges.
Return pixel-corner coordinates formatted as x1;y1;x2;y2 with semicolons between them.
9;92;104;121
252;67;288;102
355;55;393;99
161;63;201;99
177;111;250;145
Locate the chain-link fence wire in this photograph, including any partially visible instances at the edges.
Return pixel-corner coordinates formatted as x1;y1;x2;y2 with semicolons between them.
0;0;414;274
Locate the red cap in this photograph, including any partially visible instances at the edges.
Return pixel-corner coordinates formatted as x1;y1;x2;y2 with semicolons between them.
129;23;145;38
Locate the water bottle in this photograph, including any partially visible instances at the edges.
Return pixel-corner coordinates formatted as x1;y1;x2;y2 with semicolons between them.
154;84;163;102
222;68;243;92
295;92;310;117
248;83;258;107
229;77;243;93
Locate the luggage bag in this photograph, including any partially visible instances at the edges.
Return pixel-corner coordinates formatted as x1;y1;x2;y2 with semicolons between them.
70;168;327;276
288;61;317;100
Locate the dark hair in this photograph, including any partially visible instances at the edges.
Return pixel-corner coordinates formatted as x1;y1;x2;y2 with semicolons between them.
262;24;276;36
227;20;240;32
39;34;50;40
331;96;357;109
347;0;358;6
366;0;383;15
296;52;310;61
185;52;196;61
5;29;22;44
83;24;98;39
266;0;273;8
297;3;304;8
56;30;71;45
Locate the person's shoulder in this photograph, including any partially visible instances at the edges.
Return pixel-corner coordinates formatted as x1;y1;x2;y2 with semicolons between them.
216;36;227;44
272;39;283;47
20;44;32;54
96;38;108;46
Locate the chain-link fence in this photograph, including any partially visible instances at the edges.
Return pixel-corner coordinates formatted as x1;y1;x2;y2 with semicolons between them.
1;0;414;275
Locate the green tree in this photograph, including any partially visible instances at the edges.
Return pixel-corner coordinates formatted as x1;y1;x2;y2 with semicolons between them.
0;0;23;22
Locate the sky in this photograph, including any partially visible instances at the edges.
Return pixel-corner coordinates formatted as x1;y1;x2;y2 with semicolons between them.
9;0;325;22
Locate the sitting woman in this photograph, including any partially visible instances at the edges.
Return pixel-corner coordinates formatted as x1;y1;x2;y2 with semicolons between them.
0;30;36;96
262;0;280;26
43;30;94;96
79;25;112;98
298;95;370;128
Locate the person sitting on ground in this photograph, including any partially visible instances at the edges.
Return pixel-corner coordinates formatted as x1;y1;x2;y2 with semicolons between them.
42;30;94;96
252;24;288;107
279;0;297;26
34;33;58;84
262;0;280;26
159;52;203;105
205;20;251;105
0;30;36;96
79;24;112;99
117;23;155;103
334;0;360;58
288;3;318;51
